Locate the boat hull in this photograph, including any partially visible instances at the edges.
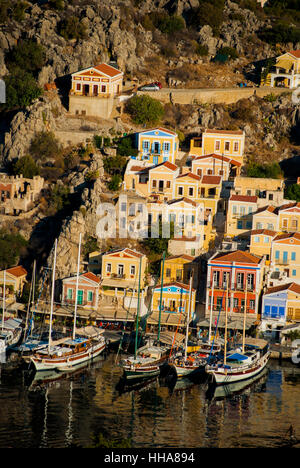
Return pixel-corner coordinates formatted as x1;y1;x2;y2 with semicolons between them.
206;352;270;385
31;341;106;372
123;365;160;380
172;363;206;378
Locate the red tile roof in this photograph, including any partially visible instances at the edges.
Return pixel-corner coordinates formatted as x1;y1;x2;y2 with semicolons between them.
201;175;222;185
166;254;195;261
6;266;27;278
155;281;196;292
82;272;101;283
168;197;198;207
230;194;257;203
273;232;300;242
250;229;277;237
289;50;300;58
177;172;201;180
211;250;262;264
265;282;300;295
94;63;122;77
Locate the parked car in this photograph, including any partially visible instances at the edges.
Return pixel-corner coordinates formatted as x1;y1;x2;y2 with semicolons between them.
139;83;160;91
153;81;162;89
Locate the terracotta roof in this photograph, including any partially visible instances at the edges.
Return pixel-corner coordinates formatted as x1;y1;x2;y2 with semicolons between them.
204;129;244;135
278;201;300;212
6;266;27;278
230;194;257;203
250;229;277;237
193;154;242;167
130;165;149;172
265;282;300;295
155;161;178;171
166;254;195;261
211;250;262;264
105;248;144;258
177;172;201;180
273;232;300;242
82;272;101;284
289;50;300;59
255;205;277;214
94;63;122;77
201;175;222;185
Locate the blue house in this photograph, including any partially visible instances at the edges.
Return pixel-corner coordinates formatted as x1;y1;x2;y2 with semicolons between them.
133;128;179;165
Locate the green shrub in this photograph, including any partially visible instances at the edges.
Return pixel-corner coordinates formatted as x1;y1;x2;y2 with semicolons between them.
5;40;46;76
217;47;239;60
2;69;43;111
12;155;40;178
117;136;138;157
107;174;122;191
246;161;283;179
58;16;87;40
258;23;300;44
151;13;185;34
125;95;164;125
0;229;28;270
284;183;300;202
29;131;61;163
186;0;225;36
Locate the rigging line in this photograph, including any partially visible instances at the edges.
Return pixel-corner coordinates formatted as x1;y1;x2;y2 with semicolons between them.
207;289;226;364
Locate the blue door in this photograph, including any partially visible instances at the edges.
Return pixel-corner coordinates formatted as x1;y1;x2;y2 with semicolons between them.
153;156;159;165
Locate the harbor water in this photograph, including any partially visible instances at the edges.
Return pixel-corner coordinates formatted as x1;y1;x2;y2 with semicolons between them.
0;351;299;449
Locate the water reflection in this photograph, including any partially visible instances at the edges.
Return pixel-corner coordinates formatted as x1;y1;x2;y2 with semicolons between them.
0;352;299;448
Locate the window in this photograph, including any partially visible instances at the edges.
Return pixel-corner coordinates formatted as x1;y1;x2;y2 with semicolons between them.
106;263;112;273
189;187;194;197
249;300;255;310
246;221;252;229
197;169;202;176
254;236;259;243
233;298;239;308
237;272;244;289
247;273;254;290
130;265;136;275
215;141;221;151
88;291;93;302
282;218;288;228
118;264;124;276
267;223;274;230
248;206;253;214
143;141;150;151
275;250;280;260
152;180;157;188
121;202;127;212
213;270;220;287
163;142;170;152
225;141;230;151
166;181;171;189
101;85;106;93
67;288;73;299
232;205;237;215
269;194;273;200
76;83;81;91
77;290;83;305
292;269;296;276
166;268;171;277
256;222;262;229
178;186;183;196
237;220;243;229
264;236;269;243
234;141;239;152
291;252;296;261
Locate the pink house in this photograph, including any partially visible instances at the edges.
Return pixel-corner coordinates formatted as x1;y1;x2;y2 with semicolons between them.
62;272;100;310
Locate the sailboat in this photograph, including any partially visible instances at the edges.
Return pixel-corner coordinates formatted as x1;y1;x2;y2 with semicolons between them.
30;236;106;373
169;274;206;379
205;282;270;385
121;252;170;380
0;270;23;353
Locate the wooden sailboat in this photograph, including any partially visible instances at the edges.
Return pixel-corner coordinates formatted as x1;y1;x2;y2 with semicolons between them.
30;236;106;373
121;252;169;380
169;274;206;379
205;281;270;385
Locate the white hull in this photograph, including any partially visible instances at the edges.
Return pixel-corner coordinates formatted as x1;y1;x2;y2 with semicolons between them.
207;352;270;385
31;341;106;372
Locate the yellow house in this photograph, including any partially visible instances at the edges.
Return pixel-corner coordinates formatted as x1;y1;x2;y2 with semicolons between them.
101;248;148;295
189;129;245;165
278;202;300;233
161;254;199;289
191;153;241;180
269;232;300;283
226;194;258;237
261;283;300;334
174;172;201;201
249;229;277;263
70;63;123;98
261;50;300;88
135;127;179;165
252;205;278;231
147;161;179;202
151;281;196;323
233;176;286;208
0;266;27;300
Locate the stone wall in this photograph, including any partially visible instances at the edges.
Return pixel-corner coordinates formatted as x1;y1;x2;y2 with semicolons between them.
69;95;115;119
137;87;291;106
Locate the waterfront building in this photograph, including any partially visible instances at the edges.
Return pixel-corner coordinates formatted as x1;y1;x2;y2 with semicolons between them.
261;50;300;88
61;271;100;310
134;127;179;165
206;250;265;322
189;129;245;166
261;282;300;339
0;266;27;300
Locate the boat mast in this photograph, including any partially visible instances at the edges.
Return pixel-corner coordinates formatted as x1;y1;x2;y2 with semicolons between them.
48;239;57;353
157;250;166;343
134;256;142;360
1;270;6;332
73;233;81;340
242;278;248;353
184;273;193;361
224;281;229;366
208;276;214;342
24;259;36;338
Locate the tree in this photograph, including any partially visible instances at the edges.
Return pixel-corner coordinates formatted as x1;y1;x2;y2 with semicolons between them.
246;161;283;179
125;95;164;125
6;40;46;76
58;16;88;40
29;131;61;163
284;184;300;202
116;136;138;157
0;229;28;270
2;69;43;111
12;155;40;178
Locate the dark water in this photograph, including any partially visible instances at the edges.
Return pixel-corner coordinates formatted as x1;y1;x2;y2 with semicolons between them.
0;351;299;449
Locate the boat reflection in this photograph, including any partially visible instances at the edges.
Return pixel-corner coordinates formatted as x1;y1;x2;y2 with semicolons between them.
205;367;269;401
115;374;158;395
